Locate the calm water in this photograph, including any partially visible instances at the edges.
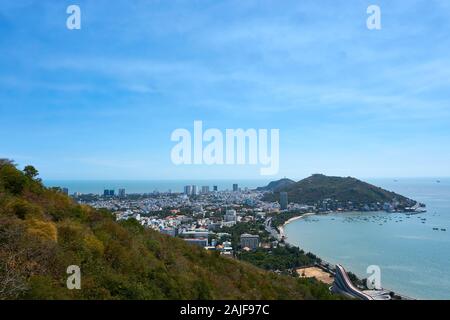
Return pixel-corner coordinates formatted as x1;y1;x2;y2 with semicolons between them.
44;180;270;194
284;178;450;300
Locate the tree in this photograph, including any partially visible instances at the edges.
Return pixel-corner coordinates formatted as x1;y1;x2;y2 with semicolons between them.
0;164;27;194
0;159;15;168
23;165;39;180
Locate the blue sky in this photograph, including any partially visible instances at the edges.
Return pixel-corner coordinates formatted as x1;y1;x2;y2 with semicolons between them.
1;0;450;180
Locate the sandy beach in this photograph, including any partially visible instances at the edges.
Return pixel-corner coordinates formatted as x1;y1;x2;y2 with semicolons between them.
278;212;316;239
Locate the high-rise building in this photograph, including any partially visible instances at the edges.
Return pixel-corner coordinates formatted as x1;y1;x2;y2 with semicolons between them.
213;185;218;192
104;189;115;197
201;186;210;194
280;192;288;210
192;185;198;195
118;188;126;198
233;184;238;192
240;234;260;250
62;188;69;195
184;185;192;195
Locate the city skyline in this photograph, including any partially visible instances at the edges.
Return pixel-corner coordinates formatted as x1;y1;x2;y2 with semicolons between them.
1;0;450;179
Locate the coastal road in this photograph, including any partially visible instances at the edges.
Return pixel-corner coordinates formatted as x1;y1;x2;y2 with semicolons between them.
264;217;282;241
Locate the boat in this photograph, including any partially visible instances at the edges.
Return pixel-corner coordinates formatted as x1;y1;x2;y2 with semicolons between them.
405;210;426;215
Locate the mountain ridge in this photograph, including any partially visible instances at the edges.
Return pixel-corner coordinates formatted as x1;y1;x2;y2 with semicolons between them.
256;178;296;192
261;174;416;209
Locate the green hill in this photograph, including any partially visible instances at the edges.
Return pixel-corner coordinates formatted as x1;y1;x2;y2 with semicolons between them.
0;160;335;300
262;174;415;208
256;178;295;192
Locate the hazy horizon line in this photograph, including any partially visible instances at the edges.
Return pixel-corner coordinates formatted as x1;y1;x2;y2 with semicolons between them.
43;176;450;181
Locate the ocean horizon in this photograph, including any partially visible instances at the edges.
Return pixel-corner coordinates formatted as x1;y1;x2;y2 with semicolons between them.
43;179;272;194
44;177;449;195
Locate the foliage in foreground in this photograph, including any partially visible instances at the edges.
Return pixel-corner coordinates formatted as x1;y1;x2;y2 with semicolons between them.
0;160;338;300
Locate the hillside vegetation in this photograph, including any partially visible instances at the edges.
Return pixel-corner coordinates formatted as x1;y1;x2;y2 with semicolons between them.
0;160;336;300
263;174;414;206
256;178;295;192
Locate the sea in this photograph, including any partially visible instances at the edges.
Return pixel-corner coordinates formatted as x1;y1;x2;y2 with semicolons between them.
43;179;271;194
284;178;450;300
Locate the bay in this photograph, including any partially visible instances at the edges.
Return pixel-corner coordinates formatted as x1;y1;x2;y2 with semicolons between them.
284;178;450;300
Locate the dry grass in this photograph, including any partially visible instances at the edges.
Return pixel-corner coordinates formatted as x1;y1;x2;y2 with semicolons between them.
297;267;334;285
